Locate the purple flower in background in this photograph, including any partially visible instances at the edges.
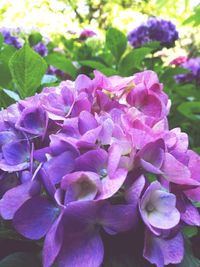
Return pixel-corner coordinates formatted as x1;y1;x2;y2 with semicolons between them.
47;65;70;80
174;57;200;86
128;17;179;48
0;28;22;49
0;70;200;267
33;42;48;56
79;29;97;40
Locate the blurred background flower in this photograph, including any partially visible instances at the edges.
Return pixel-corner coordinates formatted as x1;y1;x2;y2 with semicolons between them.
128;17;179;48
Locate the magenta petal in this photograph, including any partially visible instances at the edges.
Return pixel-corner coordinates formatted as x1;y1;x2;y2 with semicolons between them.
185;187;200;202
78;111;98;135
143;230;184;267
43;213;64;267
181;201;200;226
75;74;93;93
13;196;59;240
138;139;165;174
0;181;32;219
107;144;122;177
72;96;91;117
127;88;163;118
188;150;200;182
162;153;199;185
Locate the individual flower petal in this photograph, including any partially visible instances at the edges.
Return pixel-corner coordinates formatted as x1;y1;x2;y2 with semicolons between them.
138;139;165;174
75;149;107;174
100;203;137;234
13;196;59;240
161;153;199;186
58;230;104;267
43;213;64;267
44;151;77;184
125;174;146;204
184;187;200;202
97;168;128;200
0;181;32;219
15;106;48;136
143;230;184;267
127;88;164;118
78;111;98;135
181;200;200;226
2;140;29;165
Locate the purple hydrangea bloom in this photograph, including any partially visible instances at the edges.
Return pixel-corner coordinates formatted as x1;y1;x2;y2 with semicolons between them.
0;70;200;267
128;17;179;48
0;28;22;49
174;57;200;86
33;42;48;57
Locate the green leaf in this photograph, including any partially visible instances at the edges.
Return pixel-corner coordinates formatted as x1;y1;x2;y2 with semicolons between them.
28;32;43;46
76;44;92;61
106;28;127;62
0;33;4;48
98;67;118;76
9;44;47;98
146;173;157;183
0;45;17;88
178;102;200;121
119;47;152;75
45;53;77;78
160;67;189;84
183;226;198;238
0;252;41;267
177;239;200;267
79;60;106;71
192;201;200;207
183;6;200;26
0;88;16;108
175;84;198;98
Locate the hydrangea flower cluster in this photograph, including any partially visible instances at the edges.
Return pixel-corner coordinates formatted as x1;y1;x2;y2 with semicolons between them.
0;28;22;49
171;57;200;86
128;17;179;48
0;70;200;267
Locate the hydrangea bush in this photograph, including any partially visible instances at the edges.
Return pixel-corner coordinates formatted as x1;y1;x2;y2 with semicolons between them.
0;70;200;267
